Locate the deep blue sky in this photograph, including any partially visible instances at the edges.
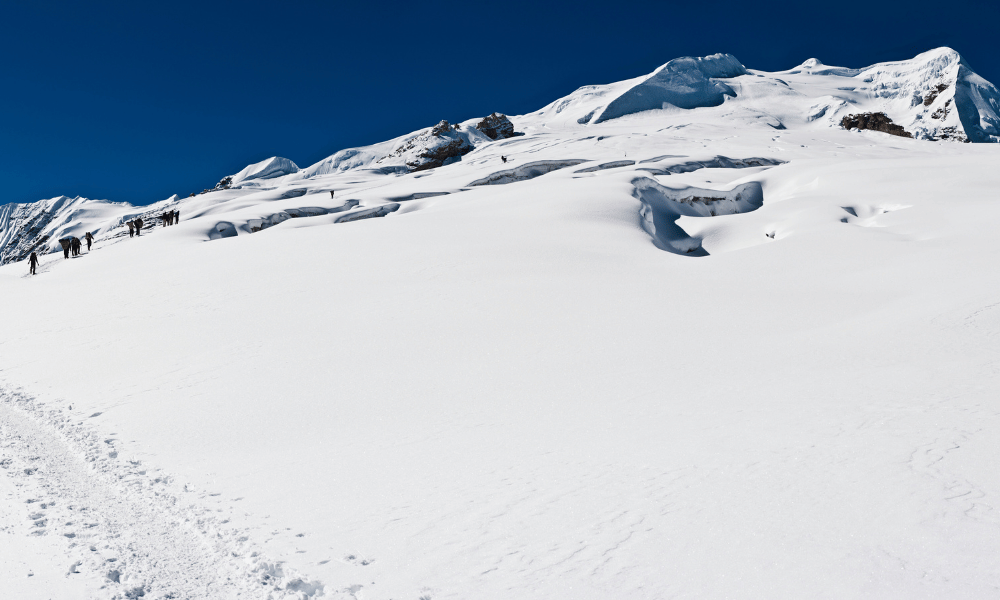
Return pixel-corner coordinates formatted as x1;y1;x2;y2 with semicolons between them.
2;0;998;206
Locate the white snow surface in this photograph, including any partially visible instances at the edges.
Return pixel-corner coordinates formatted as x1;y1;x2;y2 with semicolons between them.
3;48;1000;599
229;156;301;187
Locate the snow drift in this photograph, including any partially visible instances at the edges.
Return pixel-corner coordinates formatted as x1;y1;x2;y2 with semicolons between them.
591;53;747;123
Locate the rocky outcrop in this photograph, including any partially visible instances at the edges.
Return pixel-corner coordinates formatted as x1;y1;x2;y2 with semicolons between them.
409;138;472;172
935;126;969;142
475;113;517;140
931;99;951;119
377;120;474;173
924;83;949;106
841;112;913;138
213;175;234;191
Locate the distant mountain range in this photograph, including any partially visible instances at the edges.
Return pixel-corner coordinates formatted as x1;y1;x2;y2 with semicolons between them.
2;46;997;264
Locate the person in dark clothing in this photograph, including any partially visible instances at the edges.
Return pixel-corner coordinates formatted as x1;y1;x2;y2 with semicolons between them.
135;217;143;236
85;231;94;251
127;221;135;238
71;237;81;256
174;210;179;223
29;252;38;275
59;238;71;259
501;155;507;163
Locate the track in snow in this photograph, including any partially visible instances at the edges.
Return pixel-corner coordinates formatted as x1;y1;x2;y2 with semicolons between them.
0;387;324;600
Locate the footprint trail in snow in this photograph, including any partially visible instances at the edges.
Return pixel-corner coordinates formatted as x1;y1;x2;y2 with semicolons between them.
0;387;324;600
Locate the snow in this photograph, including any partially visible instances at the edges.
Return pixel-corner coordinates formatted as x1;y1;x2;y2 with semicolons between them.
0;195;182;262
954;63;1000;142
593;53;747;122
229;156;301;187
2;48;1000;599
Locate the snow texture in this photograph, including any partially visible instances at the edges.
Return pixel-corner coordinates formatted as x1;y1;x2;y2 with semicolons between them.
229;156;301;187
593;53;747;122
3;47;1000;600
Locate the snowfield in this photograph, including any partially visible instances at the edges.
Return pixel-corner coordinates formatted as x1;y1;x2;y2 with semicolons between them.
2;48;1000;599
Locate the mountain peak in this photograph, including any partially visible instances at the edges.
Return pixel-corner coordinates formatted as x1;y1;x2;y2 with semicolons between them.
229;156;300;188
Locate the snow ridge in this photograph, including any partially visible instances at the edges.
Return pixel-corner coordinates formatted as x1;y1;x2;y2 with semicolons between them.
229;156;301;187
0;196;142;265
593;53;747;123
1;47;999;265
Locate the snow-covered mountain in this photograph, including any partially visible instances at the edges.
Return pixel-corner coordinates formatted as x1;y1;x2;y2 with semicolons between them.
2;46;997;265
533;46;999;141
3;48;1000;600
216;156;301;190
0;195;181;264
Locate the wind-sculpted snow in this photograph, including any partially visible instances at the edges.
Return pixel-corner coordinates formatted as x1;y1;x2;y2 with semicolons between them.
211;200;401;238
576;160;635;173
591;54;747;123
784;58;862;78
209;220;239;239
7;47;1000;600
334;203;400;223
228;156;300;187
239;200;362;235
468;160;587;186
632;177;764;255
954;62;1000;142
387;191;452;202
636;156;784;176
298;147;384;177
296;117;501;178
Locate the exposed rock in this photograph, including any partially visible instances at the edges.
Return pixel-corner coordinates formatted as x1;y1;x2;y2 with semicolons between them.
932;99;951;120
430;120;454;137
407;138;472;172
213;175;233;191
374;120;475;173
841;112;913;138
924;83;949;106
935;126;969;142
475;113;517;140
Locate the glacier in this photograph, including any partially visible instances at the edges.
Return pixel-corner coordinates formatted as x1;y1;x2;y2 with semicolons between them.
2;47;1000;600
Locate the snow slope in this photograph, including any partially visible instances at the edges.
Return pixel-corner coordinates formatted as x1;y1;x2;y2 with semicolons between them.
2;48;1000;600
228;156;301;188
0;195;183;264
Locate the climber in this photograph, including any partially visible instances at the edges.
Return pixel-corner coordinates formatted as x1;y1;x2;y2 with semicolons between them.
127;220;135;238
59;238;71;259
501;155;507;163
135;217;144;236
28;252;38;275
71;237;81;256
85;231;94;251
